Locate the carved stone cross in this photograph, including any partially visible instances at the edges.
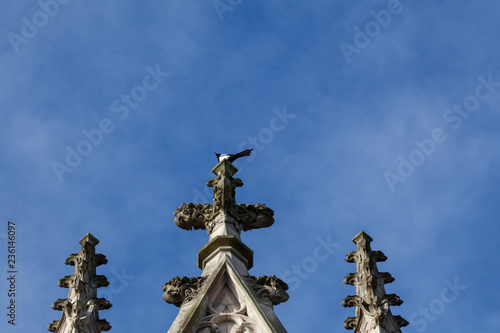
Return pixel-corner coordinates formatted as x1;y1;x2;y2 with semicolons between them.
173;160;274;240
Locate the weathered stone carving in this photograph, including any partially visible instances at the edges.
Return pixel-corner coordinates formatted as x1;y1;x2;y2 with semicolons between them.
48;233;112;333
342;231;408;332
342;293;403;325
192;282;260;333
162;276;206;307
343;272;359;285
51;298;111;312
206;167;243;216
345;250;387;263
246;275;289;306
174;203;212;231
166;160;288;333
379;272;395;285
343;316;358;330
173;160;274;235
235;204;274;231
205;213;242;234
394;315;410;328
341;295;363;308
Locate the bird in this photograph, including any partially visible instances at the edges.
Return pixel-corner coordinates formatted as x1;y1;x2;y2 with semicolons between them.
215;149;253;163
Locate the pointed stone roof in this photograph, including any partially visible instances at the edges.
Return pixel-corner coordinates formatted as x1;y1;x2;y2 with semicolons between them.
48;233;112;333
164;159;289;332
342;231;409;333
164;259;288;332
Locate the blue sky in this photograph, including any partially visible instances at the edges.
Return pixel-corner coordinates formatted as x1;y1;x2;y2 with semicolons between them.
1;0;499;332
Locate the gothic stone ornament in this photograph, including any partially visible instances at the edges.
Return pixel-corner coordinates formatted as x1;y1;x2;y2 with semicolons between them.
173;160;274;235
174;203;213;231
162;276;206;307
192;279;260;333
206;165;243;216
246;275;290;307
48;233;112;333
166;160;288;333
342;231;408;332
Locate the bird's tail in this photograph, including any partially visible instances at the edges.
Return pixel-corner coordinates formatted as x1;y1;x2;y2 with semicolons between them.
233;149;253;159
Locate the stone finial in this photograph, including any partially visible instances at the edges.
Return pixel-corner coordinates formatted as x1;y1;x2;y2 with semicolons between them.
342;231;409;332
165;160;289;333
48;233;112;333
173;160;274;236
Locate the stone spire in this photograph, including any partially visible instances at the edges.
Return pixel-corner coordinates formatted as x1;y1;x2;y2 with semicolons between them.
342;231;409;333
164;160;289;333
48;233;112;333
